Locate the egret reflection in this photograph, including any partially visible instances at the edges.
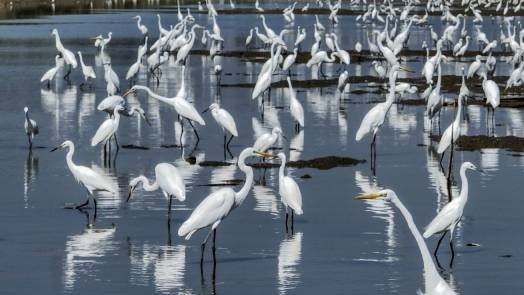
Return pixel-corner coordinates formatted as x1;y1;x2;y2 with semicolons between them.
278;232;303;295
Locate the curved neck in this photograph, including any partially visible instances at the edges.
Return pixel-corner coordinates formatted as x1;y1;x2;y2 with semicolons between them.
391;196;441;286
454;97;463;124
278;155;286;181
54;33;64;51
65;144;75;172
235;151;254;206
459;166;469;201
136;86;174;104
135;175;159;191
78;53;85;67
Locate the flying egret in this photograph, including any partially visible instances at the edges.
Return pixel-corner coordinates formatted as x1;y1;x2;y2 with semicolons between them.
253;127;285;152
24;107;39;148
286;77;304;132
424;162;483;267
261;151;303;232
355;189;457;295
51;140;117;212
77;51;96;89
91;104;124;156
51;28;77;80
127;163;186;217
124;84;206;144
40;55;62;88
202;103;238;150
178;147;262;268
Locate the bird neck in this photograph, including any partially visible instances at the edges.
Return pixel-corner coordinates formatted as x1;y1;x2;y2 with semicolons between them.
390;196;442;290
65;143;76;173
458;166;469;202
138;86;173;105
54;33;64;51
78;54;85;67
454;97;463;124
278;155;286;182
137;175;159;191
235;151;254;206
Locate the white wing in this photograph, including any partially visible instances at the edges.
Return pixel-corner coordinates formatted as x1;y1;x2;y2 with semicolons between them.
423;200;462;238
437;125;453;154
178;188;235;238
281;177;303;215
174;98;205;126
355;104;385;141
91;119;115;146
40;67;59;82
156;163;186;201
216;109;238;137
290;97;305;127
97;95;124;112
72;165;117;194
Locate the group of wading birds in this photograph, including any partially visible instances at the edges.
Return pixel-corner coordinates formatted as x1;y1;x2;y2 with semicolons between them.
20;0;521;293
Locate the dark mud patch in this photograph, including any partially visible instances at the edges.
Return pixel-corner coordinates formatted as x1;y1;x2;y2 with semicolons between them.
199;156;364;170
300;174;312;179
160;144;182;148
122;144;149;150
197;179;244;187
430;135;524;152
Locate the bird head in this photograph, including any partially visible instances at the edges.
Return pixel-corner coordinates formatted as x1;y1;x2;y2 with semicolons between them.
355;189;396;201
462;162;485;175
50;140;72;152
127;177;143;202
51;28;58;36
123;86;138;97
24;106;28;113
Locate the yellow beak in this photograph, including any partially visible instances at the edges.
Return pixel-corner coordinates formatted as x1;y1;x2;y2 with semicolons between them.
354;191;385;200
123;89;134;97
254;151;275;158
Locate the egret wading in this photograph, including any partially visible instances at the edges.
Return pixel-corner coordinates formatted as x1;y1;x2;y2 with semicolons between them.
51;140;117;213
424;162;484;268
128;163;186;219
202;103;238;151
356;189;457;295
178;147;262;270
24;107;39;148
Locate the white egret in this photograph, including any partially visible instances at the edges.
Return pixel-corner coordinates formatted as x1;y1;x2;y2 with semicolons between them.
178;147;261;267
24;107;39;148
91;104;124;153
51;28;77;80
282;48;298;75
337;70;349;98
245;28;254;49
126;49;142;83
124;83;206;143
253;127;285;152
294;27;306;49
286;77;304;132
261;151;303;231
355;189;457;295
481;72;500;134
97;95;124;115
202;103;238;149
424;162;483;267
255;0;264;12
40;55;62;88
77;51;96;88
51;140;118;212
467;55;482;78
252;43;277;100
356;65;400;161
133;15;148;36
437;95;464;169
306;51;336;77
127;163;186;217
426;62;443;132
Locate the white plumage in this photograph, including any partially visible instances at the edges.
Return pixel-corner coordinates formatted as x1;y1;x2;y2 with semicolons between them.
91;105;123;147
276;152;303;215
253;127;283;152
286;77;304;128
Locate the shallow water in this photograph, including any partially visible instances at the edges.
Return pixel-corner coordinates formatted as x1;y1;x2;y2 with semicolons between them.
1;3;524;295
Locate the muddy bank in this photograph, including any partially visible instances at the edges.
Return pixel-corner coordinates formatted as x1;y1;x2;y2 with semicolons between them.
430;135;524;152
199;155;365;170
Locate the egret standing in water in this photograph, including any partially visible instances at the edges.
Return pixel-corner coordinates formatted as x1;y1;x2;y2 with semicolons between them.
437;94;464;169
124;84;206;145
51;28;77;80
202;103;238;151
424;162;484;267
91;104;124;160
178;147;262;270
40;55;62;88
51;140;117;213
127;163;186;218
253;127;286;152
260;151;303;232
286;77;304;132
77;51;96;89
24;107;39;148
480;72;500;136
355;189;457;295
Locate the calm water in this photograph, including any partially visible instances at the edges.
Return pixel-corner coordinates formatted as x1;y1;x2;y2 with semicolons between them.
1;3;523;295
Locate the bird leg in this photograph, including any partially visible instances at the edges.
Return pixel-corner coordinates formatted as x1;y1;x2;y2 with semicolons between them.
449;239;455;268
291;210;295;234
439;151;446;171
93;197;97;220
200;227;215;272
64;64;72;81
168;195;173;217
212;229;217;266
75;195;90;210
188;119;200;144
285;211;289;233
179;119;184;147
113;134;120;152
226;134;234;148
434;231;448;257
